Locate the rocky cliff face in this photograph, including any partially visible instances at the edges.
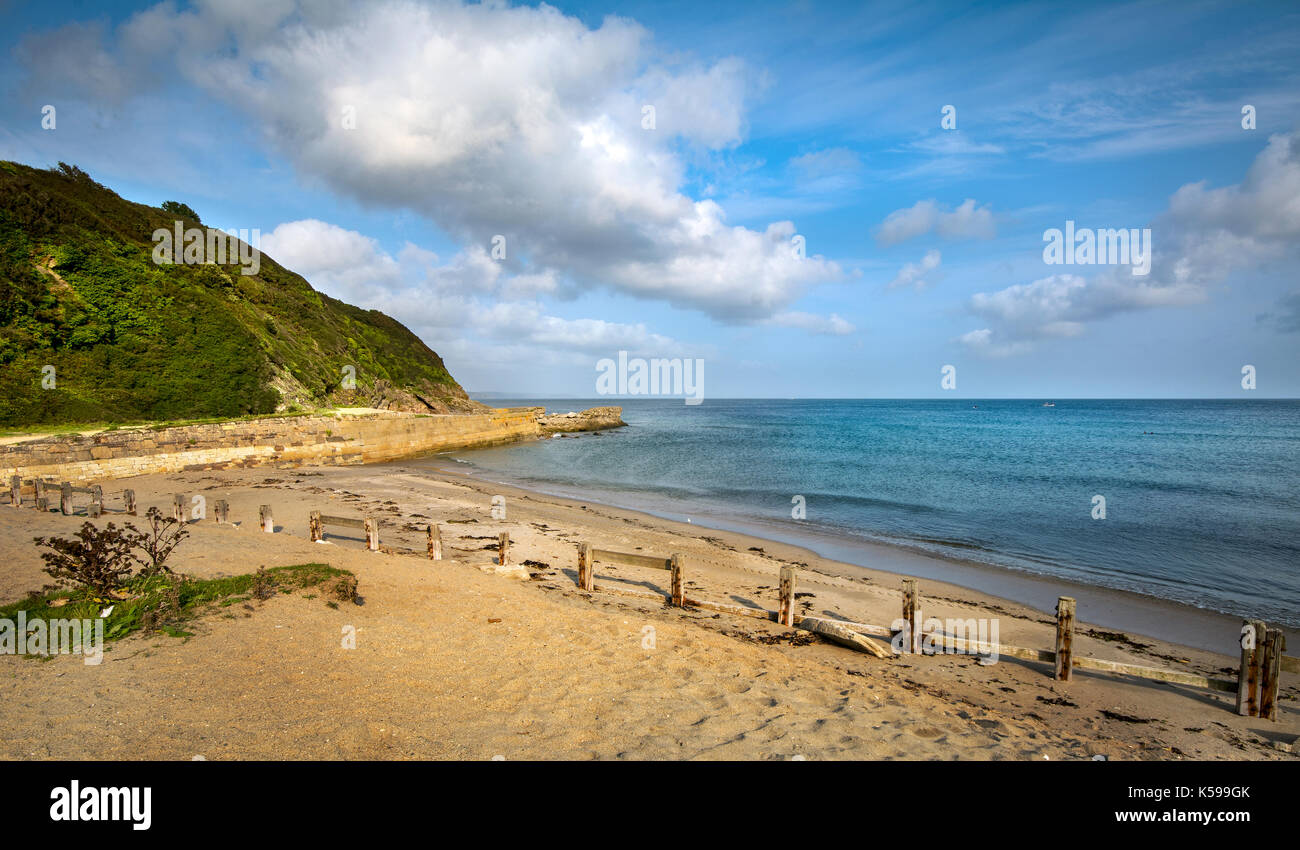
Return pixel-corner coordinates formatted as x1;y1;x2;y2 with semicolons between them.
364;379;488;414
536;406;626;433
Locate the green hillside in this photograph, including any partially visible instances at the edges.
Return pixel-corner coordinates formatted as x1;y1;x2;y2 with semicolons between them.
0;161;479;427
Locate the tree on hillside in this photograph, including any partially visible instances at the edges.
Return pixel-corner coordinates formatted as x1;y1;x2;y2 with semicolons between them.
160;200;200;222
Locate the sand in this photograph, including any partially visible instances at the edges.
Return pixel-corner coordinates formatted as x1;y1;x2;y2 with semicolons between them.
0;459;1295;760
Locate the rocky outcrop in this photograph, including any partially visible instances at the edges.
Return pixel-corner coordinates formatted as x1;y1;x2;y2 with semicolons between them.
364;379;490;414
537;406;626;434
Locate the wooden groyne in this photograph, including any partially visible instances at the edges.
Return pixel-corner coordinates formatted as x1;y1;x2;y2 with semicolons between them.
570;540;1294;719
9;482;1293;722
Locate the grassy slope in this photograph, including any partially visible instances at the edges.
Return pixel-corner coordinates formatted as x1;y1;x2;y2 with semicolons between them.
0;161;471;427
1;563;356;647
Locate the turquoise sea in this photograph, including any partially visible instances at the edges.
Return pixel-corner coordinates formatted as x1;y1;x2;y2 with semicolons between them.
446;399;1300;628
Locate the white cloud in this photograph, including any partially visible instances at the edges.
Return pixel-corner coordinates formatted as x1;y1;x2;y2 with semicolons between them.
876;199;996;246
261;219;404;292
958;131;1300;355
888;249;941;290
32;0;842;322
956;328;1032;358
260;218;687;363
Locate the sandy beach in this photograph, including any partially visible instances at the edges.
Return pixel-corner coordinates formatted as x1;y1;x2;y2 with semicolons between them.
0;458;1295;761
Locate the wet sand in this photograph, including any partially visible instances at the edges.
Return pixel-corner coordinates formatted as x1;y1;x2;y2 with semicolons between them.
437;453;1292;654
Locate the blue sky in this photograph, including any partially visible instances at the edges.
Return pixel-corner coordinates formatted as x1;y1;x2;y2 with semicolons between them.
2;0;1298;398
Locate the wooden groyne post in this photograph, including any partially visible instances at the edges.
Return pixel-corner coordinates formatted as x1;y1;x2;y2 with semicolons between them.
214;499;229;524
427;525;442;560
670;554;684;608
1260;628;1287;722
578;543;594;591
1237;619;1265;716
1054;596;1076;681
9;475;18;507
123;489;136;515
259;505;273;533
172;494;186;523
60;482;72;515
498;532;509;566
902;578;920;654
778;566;796;627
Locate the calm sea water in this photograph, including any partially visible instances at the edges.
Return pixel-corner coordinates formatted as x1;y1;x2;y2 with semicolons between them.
446;399;1300;627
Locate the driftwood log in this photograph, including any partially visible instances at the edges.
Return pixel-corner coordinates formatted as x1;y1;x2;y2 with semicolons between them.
795;616;894;658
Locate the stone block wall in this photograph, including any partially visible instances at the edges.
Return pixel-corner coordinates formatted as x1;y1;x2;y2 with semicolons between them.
0;408;546;487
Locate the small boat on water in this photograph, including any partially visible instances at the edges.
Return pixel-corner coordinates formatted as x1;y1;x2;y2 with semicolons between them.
1042;402;1056;407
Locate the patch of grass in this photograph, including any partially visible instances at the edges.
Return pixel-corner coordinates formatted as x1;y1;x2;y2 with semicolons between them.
0;563;353;651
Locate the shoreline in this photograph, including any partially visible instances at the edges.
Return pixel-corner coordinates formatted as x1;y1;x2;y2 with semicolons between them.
427;453;1297;656
1;457;1294;759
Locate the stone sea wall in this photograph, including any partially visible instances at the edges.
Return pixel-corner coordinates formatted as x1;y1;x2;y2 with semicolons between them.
0;407;556;487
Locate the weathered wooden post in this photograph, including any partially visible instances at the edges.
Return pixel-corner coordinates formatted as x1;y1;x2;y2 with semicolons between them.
309;510;323;542
577;543;593;591
902;578;920;654
214;499;228;524
1237;619;1266;716
33;478;44;510
670;553;684;608
1260;628;1286;722
427;524;442;560
90;485;103;517
123;489;136;516
259;505;273;533
172;494;186;523
364;516;378;551
9;475;19;507
778;566;796;627
497;532;509;566
1054;596;1076;681
60;482;72;515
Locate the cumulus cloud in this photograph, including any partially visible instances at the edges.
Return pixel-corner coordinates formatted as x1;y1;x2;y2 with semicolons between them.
959;131;1300;356
262;219;404;292
261;218;684;358
887;249;940;290
21;0;842;322
1159;131;1300;287
876;199;996;246
956;328;1032;359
